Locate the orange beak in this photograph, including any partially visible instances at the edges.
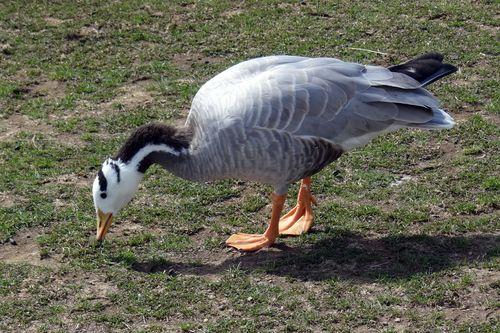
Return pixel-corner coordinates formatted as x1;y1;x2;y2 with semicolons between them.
96;209;113;241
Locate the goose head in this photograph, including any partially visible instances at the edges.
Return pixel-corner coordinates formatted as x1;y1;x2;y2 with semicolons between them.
92;123;192;241
92;158;142;241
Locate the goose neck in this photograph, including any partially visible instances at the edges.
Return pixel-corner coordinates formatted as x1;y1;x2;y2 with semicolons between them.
115;123;193;176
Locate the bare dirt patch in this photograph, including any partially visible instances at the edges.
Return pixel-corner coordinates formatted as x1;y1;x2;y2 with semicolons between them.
0;191;25;208
168;3;196;25
44;173;92;188
172;51;223;71
481;112;500;126
116;80;153;107
389;174;413;187
0;114;51;140
65;24;102;41
43;17;66;26
1;43;14;55
452;73;481;88
79;275;119;301
99;79;154;113
109;219;152;238
0;228;61;268
79;25;101;37
0;113;85;146
55;131;86;147
30;80;67;99
221;8;244;18
141;4;165;18
476;23;498;34
10;69;67;100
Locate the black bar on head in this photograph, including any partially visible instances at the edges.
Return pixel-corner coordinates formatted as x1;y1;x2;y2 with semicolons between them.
111;163;120;183
98;169;107;191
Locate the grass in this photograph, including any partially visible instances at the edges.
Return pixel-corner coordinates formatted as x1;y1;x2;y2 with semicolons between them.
0;0;499;332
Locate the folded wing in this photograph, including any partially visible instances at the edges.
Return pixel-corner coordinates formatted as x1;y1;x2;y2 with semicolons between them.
189;55;454;151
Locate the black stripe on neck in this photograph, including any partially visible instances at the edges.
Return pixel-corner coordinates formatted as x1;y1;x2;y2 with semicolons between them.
115;123;192;164
137;151;175;173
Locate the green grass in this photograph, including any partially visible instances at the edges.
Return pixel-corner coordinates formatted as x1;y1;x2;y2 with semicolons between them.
0;0;499;332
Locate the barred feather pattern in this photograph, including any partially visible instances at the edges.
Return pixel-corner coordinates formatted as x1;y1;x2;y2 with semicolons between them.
163;56;454;192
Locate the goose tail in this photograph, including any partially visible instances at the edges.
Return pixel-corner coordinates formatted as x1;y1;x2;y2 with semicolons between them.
411;108;455;129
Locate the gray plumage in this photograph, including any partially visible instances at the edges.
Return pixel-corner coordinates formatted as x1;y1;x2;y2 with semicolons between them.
93;54;457;245
161;55;455;193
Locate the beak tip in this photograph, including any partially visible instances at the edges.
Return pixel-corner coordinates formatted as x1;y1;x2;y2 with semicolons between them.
96;210;113;242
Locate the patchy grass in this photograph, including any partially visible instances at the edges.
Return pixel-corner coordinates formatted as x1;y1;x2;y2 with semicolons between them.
0;0;498;332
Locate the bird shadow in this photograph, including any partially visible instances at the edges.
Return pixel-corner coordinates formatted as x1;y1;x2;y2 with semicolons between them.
131;230;499;282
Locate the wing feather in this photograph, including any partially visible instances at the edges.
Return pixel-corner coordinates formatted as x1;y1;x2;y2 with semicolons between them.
189;55;447;151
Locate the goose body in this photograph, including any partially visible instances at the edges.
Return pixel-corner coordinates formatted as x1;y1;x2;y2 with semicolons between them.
179;55;454;192
93;53;457;250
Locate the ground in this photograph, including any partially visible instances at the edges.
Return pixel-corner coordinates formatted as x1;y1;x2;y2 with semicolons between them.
0;1;498;332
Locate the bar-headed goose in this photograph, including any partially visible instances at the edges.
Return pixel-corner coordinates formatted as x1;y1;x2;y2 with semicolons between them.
93;53;457;251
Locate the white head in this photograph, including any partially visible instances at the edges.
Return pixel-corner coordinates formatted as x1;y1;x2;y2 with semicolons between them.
91;123;192;241
92;158;142;240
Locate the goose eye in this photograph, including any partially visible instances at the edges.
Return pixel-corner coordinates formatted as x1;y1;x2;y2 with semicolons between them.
100;193;107;199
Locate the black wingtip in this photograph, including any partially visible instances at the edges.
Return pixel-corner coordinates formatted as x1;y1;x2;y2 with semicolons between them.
420;63;458;86
389;53;458;87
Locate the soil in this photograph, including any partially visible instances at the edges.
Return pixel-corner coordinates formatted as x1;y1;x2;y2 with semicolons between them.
30;80;67;99
0;113;85;147
0;228;61;268
0;192;24;208
43;17;66;26
172;51;223;71
98;79;154;114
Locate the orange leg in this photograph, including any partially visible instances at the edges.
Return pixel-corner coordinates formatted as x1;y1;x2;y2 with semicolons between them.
226;193;286;251
279;177;317;235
